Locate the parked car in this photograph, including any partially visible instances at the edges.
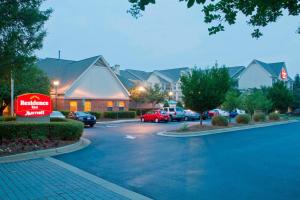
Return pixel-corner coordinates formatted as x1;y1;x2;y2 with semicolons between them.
208;109;230;117
184;110;200;121
229;109;246;118
68;111;96;127
141;110;170;123
201;111;209;120
50;111;66;119
288;108;300;116
162;107;185;121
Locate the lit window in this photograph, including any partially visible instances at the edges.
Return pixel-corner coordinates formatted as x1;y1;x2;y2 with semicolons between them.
70;101;77;112
118;101;125;111
84;101;91;112
107;101;113;111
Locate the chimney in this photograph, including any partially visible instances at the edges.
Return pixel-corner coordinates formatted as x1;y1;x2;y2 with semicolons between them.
113;64;120;75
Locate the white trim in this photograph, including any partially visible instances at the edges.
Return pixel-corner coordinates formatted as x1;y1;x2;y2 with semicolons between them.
239;59;273;80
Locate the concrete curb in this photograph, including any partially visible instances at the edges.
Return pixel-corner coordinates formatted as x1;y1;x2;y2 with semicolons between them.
46;157;152;200
0;138;90;163
157;120;298;138
96;119;139;124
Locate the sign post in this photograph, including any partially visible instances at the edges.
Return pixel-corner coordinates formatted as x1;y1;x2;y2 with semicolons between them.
15;93;52;122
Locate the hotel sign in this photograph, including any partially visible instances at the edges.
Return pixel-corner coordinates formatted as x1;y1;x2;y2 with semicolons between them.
281;68;288;80
15;93;52;117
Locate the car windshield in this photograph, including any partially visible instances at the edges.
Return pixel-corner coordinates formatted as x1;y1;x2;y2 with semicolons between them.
169;108;175;112
160;111;167;114
51;111;62;116
76;111;89;116
176;108;183;112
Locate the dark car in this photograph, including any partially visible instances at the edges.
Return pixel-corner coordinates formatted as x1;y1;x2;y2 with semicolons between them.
289;108;300;116
68;111;96;127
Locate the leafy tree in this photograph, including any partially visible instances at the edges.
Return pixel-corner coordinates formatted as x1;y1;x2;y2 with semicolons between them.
222;90;241;112
292;74;300;109
146;84;166;105
0;65;50;115
163;100;169;107
129;87;147;103
180;66;231;125
0;0;52;75
176;101;184;108
240;90;273;117
267;81;293;113
128;0;300;38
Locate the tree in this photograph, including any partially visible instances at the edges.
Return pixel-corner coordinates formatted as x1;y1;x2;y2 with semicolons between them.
129;87;147;103
240;90;273;117
146;84;166;105
0;0;52;75
180;66;231;125
0;65;50;115
163;100;170;107
267;81;293;113
176;101;184;108
222;90;241;112
128;0;300;38
292;74;300;109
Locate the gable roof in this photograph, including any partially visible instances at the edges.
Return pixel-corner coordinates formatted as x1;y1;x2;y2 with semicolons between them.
124;69;151;81
155;67;190;82
254;60;286;77
228;66;246;79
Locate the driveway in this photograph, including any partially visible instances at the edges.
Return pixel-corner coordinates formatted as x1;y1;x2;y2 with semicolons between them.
55;120;300;200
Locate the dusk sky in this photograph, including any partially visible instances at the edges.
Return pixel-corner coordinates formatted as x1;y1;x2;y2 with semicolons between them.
38;0;300;76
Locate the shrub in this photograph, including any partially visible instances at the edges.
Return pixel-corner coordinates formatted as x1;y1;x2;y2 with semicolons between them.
88;111;101;119
103;111;136;119
253;113;266;122
129;108;152;116
236;114;251;124
211;116;229;126
59;110;70;117
50;117;67;122
0;119;83;141
269;112;280;121
0;116;16;122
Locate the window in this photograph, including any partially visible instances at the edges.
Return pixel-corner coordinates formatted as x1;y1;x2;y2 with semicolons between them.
118;101;125;111
84;101;91;112
107;101;113;111
70;101;77;112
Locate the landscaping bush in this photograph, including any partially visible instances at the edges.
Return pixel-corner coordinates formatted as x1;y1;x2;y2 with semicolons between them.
129;108;152;116
236;114;251;124
253;113;266;122
0;116;16;122
103;111;136;119
0;119;83;141
88;111;101;119
269;112;280;121
211;116;229;126
59;110;70;117
50;117;67;122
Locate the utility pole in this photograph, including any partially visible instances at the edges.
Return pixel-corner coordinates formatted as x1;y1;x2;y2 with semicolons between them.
10;71;14;116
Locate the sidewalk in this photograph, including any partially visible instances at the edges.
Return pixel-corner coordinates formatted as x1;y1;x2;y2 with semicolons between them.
0;158;151;200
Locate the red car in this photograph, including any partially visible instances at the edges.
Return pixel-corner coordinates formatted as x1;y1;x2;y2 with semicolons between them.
141;110;170;123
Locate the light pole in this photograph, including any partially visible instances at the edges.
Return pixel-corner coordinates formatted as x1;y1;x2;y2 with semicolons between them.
53;80;60;110
138;86;146;118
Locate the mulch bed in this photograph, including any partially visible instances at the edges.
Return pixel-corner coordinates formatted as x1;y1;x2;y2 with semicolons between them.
0;139;76;156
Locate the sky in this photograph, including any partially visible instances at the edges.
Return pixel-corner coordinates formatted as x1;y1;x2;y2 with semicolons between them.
37;0;300;76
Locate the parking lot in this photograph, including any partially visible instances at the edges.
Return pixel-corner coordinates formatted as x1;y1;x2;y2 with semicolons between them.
54;120;300;200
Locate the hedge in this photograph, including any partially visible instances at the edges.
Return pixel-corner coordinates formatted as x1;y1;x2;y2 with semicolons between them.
253;113;266;122
60;110;70;117
269;112;280;121
88;111;101;119
0;116;16;122
211;116;229;126
129;108;152;116
236;114;251;124
0;119;83;141
103;111;136;119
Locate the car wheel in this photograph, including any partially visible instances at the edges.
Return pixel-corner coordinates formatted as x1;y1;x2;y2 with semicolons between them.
155;118;159;123
141;118;145;122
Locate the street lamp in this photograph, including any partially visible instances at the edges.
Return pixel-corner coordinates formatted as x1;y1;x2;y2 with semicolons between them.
53;80;60;110
137;86;146;118
168;91;173;100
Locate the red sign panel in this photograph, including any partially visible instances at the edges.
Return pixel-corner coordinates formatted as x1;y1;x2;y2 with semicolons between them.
281;68;288;80
15;93;52;117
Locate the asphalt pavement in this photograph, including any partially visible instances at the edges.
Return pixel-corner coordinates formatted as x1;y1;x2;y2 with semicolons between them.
55;120;300;200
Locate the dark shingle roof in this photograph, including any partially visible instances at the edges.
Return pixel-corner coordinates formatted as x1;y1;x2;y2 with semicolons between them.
117;74;135;89
227;66;246;79
37;56;100;92
255;60;285;77
156;67;190;82
125;69;151;81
